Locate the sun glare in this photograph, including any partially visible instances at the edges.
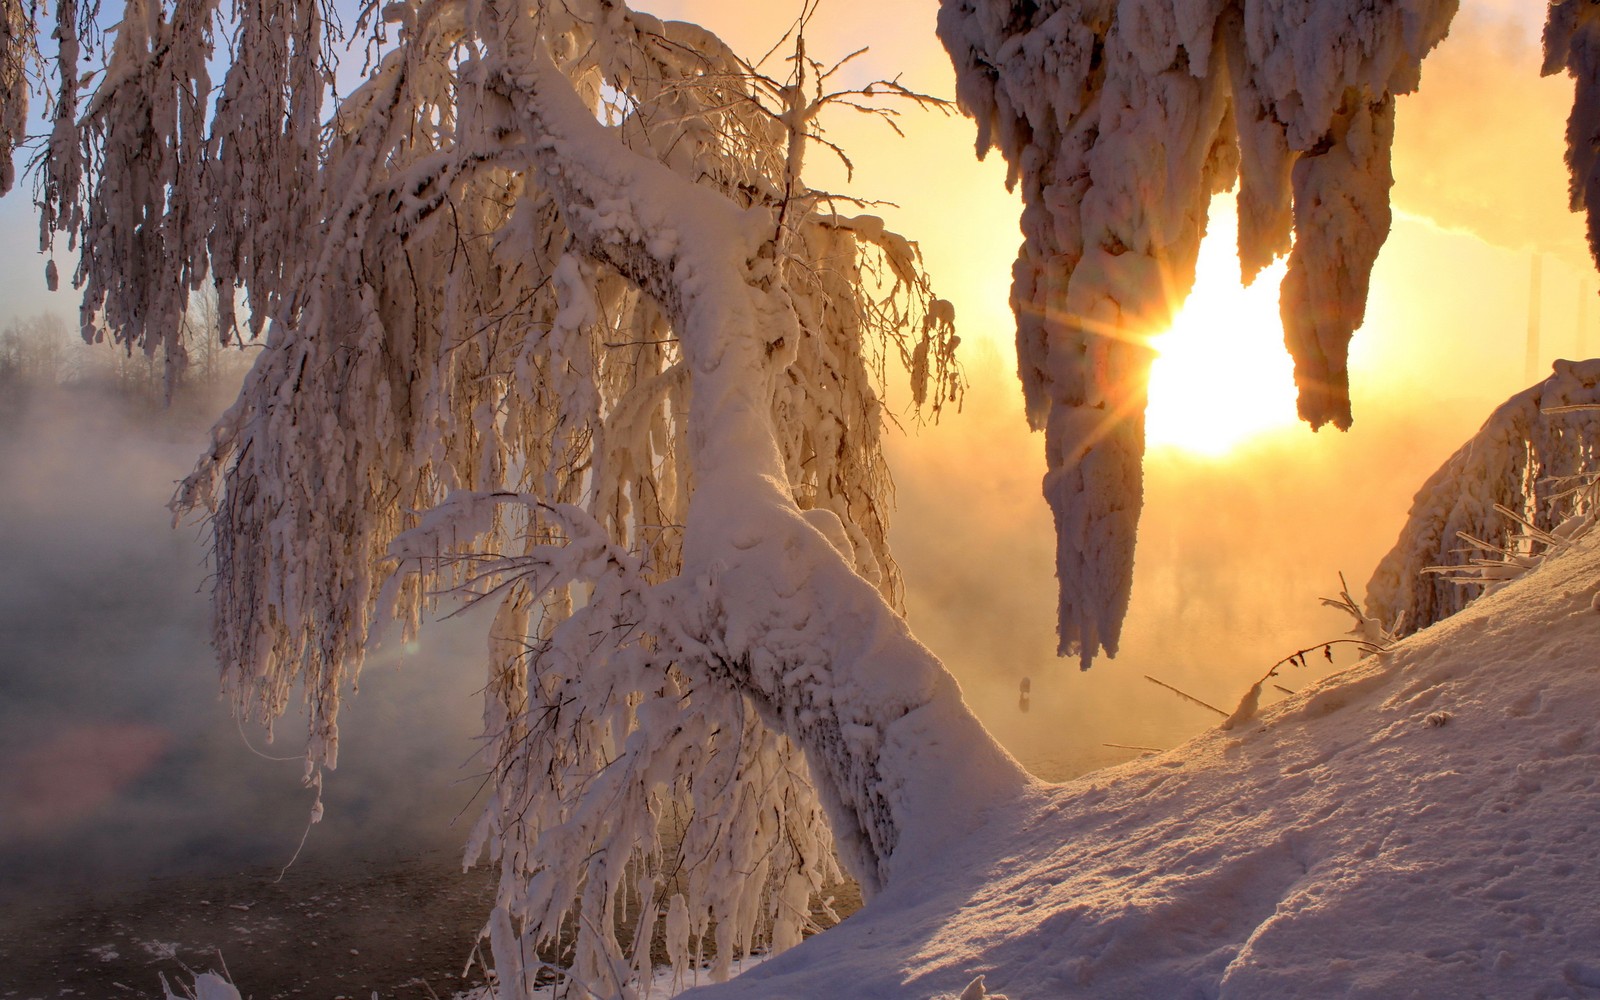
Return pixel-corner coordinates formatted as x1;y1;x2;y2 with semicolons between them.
1145;213;1300;457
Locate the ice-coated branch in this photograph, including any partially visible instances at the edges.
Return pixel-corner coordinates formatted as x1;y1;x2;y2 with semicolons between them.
937;0;1456;667
0;0;33;196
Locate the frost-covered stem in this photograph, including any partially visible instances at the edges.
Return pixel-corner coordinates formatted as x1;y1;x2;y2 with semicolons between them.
774;32;808;247
497;40;1028;891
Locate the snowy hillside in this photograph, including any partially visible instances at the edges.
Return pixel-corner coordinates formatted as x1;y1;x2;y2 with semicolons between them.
691;527;1600;999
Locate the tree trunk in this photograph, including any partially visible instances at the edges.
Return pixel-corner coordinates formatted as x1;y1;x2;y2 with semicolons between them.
498;38;1031;893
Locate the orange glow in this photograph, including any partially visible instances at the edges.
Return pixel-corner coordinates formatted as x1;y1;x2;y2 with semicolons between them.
1146;204;1299;457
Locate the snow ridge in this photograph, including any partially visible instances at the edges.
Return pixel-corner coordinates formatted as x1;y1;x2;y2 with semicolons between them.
689;506;1600;1000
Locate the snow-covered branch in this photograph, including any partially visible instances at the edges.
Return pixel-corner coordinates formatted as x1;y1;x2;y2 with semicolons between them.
0;0;34;196
1544;0;1600;275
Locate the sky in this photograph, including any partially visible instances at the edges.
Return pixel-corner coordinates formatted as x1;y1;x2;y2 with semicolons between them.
0;0;1589;885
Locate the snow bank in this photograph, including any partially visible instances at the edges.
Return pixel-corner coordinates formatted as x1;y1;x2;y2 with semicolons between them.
687;525;1600;998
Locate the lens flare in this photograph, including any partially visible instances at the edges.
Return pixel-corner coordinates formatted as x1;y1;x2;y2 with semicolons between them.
1146;217;1300;457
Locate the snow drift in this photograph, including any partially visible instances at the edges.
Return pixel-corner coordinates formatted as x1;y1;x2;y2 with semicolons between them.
688;510;1600;998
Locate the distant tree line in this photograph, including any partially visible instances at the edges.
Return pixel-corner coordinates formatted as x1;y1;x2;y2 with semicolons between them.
0;296;253;422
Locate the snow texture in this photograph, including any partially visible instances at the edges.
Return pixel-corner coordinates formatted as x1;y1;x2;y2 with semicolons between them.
683;491;1600;1000
936;0;1457;667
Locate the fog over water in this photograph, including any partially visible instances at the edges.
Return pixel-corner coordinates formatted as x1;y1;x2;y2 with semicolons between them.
0;386;488;904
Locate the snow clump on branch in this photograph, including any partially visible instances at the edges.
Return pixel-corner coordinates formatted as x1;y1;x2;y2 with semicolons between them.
1366;358;1600;639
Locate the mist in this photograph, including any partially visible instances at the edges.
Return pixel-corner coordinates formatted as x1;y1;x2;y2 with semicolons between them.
886;335;1517;782
1393;2;1587;270
0;378;490;906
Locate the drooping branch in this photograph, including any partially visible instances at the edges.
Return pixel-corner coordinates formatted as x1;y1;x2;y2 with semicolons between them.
0;0;34;196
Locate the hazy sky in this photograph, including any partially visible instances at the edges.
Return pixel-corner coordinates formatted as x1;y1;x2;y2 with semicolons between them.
0;0;1589;849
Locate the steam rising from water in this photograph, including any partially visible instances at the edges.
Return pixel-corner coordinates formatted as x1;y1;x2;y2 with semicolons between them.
0;386;487;902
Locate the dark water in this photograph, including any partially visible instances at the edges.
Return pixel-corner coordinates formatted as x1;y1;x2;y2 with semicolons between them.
0;388;501;997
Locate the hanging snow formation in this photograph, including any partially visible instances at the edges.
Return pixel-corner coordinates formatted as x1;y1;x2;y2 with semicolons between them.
0;0;30;195
1546;0;1600;274
1366;358;1600;639
938;0;1458;667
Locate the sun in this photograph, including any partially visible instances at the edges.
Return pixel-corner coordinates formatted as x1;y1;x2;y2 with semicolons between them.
1145;207;1301;457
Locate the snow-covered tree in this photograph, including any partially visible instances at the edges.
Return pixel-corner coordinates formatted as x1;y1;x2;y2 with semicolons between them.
11;0;1600;995
20;0;1019;991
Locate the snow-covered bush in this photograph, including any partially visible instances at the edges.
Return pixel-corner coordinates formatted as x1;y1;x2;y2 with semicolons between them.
1367;359;1600;636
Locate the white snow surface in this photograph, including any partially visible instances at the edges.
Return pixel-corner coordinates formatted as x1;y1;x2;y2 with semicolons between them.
682;528;1600;999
